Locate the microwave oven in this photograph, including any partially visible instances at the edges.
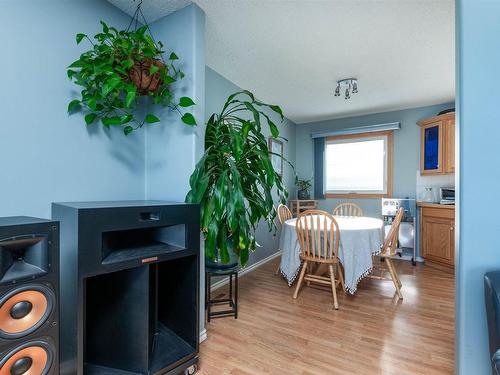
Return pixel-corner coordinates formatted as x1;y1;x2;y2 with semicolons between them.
440;187;455;205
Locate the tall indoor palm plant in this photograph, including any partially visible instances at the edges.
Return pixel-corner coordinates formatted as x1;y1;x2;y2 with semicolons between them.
186;90;288;267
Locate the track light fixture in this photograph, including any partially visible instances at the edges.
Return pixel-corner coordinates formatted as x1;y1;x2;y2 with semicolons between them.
334;78;358;100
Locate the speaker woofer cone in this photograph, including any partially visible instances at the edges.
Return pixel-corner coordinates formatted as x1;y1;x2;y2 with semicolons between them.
10;356;33;374
0;285;54;339
0;340;53;375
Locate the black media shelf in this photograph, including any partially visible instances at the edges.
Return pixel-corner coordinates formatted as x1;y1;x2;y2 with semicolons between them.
84;323;196;375
150;323;196;374
101;242;186;265
84;364;141;375
53;201;200;375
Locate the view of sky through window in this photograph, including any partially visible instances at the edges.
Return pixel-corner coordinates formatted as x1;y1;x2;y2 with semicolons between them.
325;138;386;192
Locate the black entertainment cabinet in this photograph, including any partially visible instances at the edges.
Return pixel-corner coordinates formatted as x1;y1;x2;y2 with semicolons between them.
52;201;200;375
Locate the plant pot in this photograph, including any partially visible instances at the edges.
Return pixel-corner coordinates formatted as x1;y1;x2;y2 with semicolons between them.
205;249;239;270
128;58;164;95
297;189;310;200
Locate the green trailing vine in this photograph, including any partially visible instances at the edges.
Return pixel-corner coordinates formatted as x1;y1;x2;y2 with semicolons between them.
67;21;196;136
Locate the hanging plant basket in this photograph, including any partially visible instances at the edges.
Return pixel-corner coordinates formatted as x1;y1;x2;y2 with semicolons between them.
128;58;164;95
66;3;196;136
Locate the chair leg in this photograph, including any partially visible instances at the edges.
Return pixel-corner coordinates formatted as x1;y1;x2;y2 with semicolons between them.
386;258;402;288
275;260;281;276
306;263;310;286
329;265;339;310
386;258;403;299
293;261;308;299
337;264;345;292
307;263;318;286
391;259;402;288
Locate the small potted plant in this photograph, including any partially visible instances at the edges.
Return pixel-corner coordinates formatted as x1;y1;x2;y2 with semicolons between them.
186;90;288;268
67;21;196;135
296;177;312;200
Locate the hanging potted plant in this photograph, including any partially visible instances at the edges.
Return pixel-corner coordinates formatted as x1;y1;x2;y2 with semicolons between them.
67;16;196;136
186;91;288;268
295;177;312;200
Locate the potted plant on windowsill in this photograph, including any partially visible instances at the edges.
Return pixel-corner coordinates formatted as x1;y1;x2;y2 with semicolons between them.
296;177;312;200
185;91;288;268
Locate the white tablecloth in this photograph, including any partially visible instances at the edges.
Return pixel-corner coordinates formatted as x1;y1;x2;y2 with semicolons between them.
279;216;384;294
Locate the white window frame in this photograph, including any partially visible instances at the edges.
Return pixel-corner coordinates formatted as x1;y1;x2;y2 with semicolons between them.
324;131;393;198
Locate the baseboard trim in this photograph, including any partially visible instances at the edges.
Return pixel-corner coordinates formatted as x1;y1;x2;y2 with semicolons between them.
199;328;207;343
211;251;281;292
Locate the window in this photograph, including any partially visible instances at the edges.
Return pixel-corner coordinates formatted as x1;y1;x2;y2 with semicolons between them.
324;131;393;198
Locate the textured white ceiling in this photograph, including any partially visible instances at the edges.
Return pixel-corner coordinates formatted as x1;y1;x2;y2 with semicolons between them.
107;0;192;22
108;0;455;124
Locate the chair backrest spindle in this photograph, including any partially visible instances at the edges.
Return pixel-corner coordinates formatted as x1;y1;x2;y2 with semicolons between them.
277;204;293;225
295;210;340;261
333;203;364;217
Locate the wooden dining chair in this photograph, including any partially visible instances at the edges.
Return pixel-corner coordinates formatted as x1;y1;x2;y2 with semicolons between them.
333;203;364;217
293;210;344;309
277;203;293;225
370;207;404;299
275;204;293;275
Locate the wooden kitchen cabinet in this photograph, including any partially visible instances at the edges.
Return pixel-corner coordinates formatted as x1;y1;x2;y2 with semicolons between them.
444;117;455;173
418;112;455;175
418;203;455;267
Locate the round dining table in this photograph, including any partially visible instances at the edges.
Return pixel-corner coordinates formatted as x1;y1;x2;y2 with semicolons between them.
278;215;384;294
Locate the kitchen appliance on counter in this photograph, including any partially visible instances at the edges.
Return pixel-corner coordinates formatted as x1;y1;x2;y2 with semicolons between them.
440;186;455;205
422;187;435;203
381;198;417;265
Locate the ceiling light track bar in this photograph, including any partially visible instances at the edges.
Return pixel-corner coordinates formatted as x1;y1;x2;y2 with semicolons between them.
334;78;358;99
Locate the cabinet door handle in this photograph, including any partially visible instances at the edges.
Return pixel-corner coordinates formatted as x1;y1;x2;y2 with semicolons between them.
450;226;454;231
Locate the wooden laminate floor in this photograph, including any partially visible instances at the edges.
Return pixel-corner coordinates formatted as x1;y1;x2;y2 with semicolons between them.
198;258;454;375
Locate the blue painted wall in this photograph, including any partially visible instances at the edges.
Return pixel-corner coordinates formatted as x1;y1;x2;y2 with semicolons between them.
0;0;207;340
146;3;207;340
295;103;454;217
456;1;500;373
0;1;205;218
205;66;297;268
0;0;145;219
146;4;206;202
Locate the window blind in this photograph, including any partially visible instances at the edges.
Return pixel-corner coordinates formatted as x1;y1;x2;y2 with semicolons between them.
310;122;400;139
313;137;325;199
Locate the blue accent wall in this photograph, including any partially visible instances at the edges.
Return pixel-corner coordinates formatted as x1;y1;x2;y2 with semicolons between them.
0;0;207;340
456;1;500;373
146;3;207;341
295;103;454;217
0;0;145;219
0;1;205;218
146;4;206;202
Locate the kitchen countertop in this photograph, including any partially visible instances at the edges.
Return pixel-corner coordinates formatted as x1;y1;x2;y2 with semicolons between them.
417;202;455;209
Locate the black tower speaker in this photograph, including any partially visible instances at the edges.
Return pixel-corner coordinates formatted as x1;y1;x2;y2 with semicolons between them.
53;201;199;375
0;217;59;375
